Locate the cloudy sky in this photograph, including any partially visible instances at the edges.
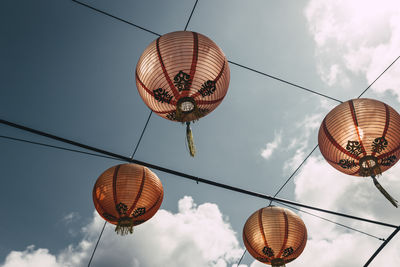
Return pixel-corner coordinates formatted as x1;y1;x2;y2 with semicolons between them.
1;0;400;266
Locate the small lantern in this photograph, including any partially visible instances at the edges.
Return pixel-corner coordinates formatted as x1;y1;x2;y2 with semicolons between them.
318;98;400;207
93;163;163;235
136;31;230;156
243;206;307;266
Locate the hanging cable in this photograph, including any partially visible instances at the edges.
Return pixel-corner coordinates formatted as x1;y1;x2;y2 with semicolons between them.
236;249;247;266
269;144;318;205
228;61;343;103
358;55;400;98
184;0;199;31
69;0;343;104
87;111;155;265
0;135;119;161
131;111;152;159
70;0;161;37
87;221;107;267
0;118;397;229
276;201;385;241
364;225;400;267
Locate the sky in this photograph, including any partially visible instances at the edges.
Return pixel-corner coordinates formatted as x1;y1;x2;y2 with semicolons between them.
1;0;400;266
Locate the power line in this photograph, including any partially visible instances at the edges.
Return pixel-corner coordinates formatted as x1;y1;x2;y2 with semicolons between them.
228;60;343;103
358;55;400;98
364;225;400;267
0;135;119;161
88;113;154;265
0;119;397;229
69;0;343;104
131;110;152;159
184;0;199;31
269;144;319;205
4;129;382;241
277;201;385;241
87;221;107;267
236;249;246;266
70;0;161;37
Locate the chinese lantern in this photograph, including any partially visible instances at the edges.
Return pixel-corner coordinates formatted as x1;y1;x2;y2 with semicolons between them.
318;98;400;207
243;206;307;266
135;31;230;156
93;163;163;235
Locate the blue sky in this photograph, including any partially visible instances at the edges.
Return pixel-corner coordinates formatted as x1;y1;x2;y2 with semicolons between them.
2;0;400;266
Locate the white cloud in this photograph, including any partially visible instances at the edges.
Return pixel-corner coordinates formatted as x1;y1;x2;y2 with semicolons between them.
1;246;58;267
62;212;80;225
305;0;400;100
1;197;244;267
289;155;400;267
261;131;282;160
284;113;323;171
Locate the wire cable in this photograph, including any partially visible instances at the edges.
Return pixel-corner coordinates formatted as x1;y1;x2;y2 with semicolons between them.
87;221;107;267
184;0;199;31
70;0;161;37
276;201;385;241
228;60;343;103
0;135;120;161
358;55;400;98
0;119;397;228
69;0;343;104
131;110;152;159
364;225;400;267
269;144;318;205
88;114;155;265
236;249;246;266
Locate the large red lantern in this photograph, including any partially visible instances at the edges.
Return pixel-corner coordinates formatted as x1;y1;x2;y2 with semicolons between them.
243;206;307;266
318;98;400;207
135;31;230;156
93;163;164;235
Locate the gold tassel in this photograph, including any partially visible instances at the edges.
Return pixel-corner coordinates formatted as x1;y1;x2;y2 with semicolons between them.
371;175;398;208
186;122;196;157
115;217;134;235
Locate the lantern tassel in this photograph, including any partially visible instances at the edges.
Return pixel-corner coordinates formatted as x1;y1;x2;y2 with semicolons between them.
271;258;286;267
371;175;398;208
186;122;196;157
115;218;135;235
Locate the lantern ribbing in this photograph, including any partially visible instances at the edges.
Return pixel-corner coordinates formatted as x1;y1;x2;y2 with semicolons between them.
93;163;164;235
319;98;400;207
243;206;307;266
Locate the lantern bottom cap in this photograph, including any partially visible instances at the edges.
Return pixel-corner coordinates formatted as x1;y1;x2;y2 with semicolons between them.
359;155;382;177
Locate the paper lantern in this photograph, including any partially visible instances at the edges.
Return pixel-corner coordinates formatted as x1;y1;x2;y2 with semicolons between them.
135;31;230;156
93;163;163;235
318;98;400;207
243;206;307;266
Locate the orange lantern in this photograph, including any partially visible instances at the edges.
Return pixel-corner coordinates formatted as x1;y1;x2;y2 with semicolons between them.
135;31;230;156
93;163;163;235
243;206;307;266
318;98;400;207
